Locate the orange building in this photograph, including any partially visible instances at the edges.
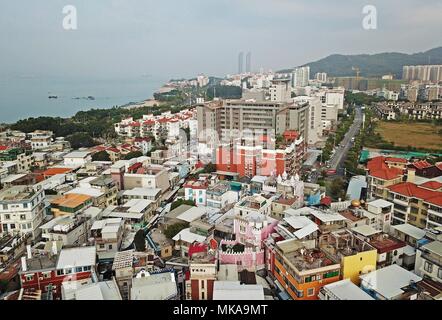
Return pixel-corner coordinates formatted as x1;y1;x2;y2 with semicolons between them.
273;239;341;300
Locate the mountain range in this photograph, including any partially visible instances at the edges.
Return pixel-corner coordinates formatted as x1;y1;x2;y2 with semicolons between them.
279;47;442;78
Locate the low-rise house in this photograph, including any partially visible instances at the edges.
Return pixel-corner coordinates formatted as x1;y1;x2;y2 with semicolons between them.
187;246;217;300
121;187;162;210
112;250;159;300
91;218;124;261
360;264;422;300
366;233;407;268
130;269;178;300
101;199;155;228
63;151;92;168
40;215;91;246
184;179;208;206
50;193;93;217
414;241;442;284
318;279;374;300
19;246;97;300
61;278;122;300
213;281;265;300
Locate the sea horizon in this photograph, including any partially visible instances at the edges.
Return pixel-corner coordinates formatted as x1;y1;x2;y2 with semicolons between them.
0;74;168;124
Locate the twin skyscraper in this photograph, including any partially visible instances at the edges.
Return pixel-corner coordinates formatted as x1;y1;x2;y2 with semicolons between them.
238;52;252;74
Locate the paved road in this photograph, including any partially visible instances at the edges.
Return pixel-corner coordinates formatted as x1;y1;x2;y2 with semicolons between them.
329;106;363;176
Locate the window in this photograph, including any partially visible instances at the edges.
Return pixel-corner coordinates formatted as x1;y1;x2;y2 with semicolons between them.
108;244;113;250
201;280;205;289
65;268;73;274
25;274;34;282
2;205;7;210
424;261;433;273
201;292;205;300
4;214;10;220
20;214;26;220
83;266;91;271
56;270;64;276
75;267;83;273
99;244;105;249
307;288;315;297
42;272;52;279
23;203;28;209
438;268;442;280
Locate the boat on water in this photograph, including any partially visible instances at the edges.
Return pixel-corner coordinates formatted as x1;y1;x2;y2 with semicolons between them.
48;95;58;99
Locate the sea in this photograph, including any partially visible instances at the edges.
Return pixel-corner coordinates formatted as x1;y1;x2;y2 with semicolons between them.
0;75;168;124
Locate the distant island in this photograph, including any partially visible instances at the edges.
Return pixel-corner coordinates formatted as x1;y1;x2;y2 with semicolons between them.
73;96;95;100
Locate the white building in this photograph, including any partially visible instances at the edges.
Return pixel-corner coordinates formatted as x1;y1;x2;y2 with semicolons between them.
292;66;310;88
29;130;53;150
63;151;92;167
366;199;394;233
414;241;442;283
213;281;264;300
91;218;124;261
0;186;45;239
293;96;323;146
319;279;374;300
359;264;422;300
269;79;291;102
130;270;178;300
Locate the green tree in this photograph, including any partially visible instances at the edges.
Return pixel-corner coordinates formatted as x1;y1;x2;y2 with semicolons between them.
66;132;98;149
164;223;188;239
134;229;146;252
203;162;216;173
170;199;196;210
123;151;143;160
91;150;111;162
329;177;347;200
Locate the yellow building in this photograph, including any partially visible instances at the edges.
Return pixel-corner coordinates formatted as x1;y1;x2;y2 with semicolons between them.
320;231;377;285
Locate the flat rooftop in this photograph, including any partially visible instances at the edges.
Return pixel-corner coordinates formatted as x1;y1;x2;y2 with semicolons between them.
0;186;36;202
51;193;92;208
368;234;406;254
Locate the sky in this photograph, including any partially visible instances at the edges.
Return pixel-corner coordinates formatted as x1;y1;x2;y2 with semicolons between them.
1;0;441;80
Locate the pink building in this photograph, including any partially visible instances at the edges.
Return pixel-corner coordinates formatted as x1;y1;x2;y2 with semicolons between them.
218;213;278;271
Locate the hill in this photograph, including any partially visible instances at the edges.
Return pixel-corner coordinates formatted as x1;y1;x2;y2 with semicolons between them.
279;47;442;78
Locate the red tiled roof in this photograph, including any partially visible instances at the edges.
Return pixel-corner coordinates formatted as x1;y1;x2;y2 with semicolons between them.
427;195;442;207
106;147;120;153
370;167;403;180
411;160;432;170
0;146;9;151
436;163;442;171
188;243;207;258
388;182;442;206
127;162;142;173
129;122;141;127
367;156;403;180
92;145;107;152
385;157;407;164
43;167;72;176
420;181;442;190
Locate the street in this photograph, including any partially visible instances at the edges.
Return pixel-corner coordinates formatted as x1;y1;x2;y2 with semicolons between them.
329;106;363;177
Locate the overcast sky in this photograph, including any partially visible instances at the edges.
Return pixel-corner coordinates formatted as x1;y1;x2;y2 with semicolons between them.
1;0;441;79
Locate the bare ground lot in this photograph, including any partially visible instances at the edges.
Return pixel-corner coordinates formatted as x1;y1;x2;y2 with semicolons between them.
375;121;442;151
